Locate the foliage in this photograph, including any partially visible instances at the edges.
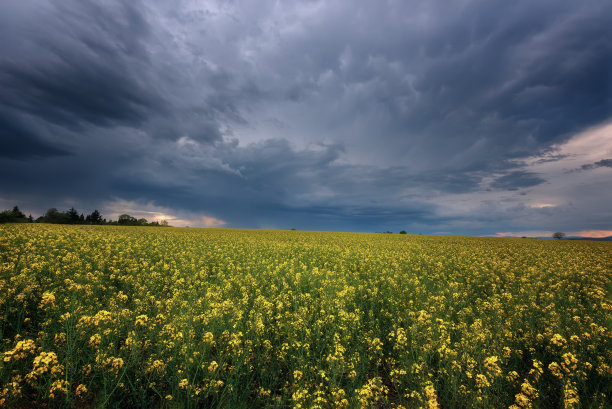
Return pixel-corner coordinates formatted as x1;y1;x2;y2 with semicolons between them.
67;207;81;224
0;206;28;224
553;232;566;240
85;210;103;225
118;214;138;226
0;225;610;408
0;205;168;227
35;208;92;225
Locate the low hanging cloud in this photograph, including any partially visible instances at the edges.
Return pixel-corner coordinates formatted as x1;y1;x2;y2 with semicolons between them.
201;216;227;228
490;171;547;191
579;159;612;171
0;110;72;159
529;203;556;209
575;230;612;238
494;230;612;238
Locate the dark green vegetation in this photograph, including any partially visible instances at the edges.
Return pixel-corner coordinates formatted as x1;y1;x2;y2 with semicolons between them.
0;206;168;227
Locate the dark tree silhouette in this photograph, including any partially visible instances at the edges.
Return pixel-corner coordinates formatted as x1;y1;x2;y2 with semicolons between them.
2;206;169;227
118;214;137;225
42;208;68;224
67;207;80;224
0;206;29;223
86;210;103;224
12;206;26;219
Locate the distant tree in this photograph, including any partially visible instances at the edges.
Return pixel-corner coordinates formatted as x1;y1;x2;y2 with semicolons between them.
1;205;169;227
0;206;29;223
0;210;11;223
399;230;407;234
0;210;14;223
12;206;26;219
552;232;566;240
118;214;137;225
66;207;80;224
86;210;103;224
43;208;69;224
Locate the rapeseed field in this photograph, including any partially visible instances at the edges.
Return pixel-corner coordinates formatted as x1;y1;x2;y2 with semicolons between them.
0;224;610;408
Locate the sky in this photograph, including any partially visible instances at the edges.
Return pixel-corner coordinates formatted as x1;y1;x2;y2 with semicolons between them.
1;0;611;236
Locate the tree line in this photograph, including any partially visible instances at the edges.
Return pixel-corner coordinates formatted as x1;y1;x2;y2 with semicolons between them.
0;206;169;226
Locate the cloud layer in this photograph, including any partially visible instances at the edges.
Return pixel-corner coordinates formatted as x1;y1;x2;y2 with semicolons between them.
1;0;611;234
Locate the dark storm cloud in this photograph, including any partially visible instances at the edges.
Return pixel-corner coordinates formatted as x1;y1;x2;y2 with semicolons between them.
0;1;163;130
0;110;71;159
413;1;611;147
491;171;546;191
581;159;612;170
0;0;249;156
0;58;163;129
59;137;442;229
217;0;612;176
565;158;612;173
1;0;610;234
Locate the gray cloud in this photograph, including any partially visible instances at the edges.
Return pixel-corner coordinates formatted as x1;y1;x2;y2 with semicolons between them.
206;0;612;187
0;1;162;128
0;110;71;159
0;0;610;234
581;159;612;170
490;171;547;191
564;158;612;173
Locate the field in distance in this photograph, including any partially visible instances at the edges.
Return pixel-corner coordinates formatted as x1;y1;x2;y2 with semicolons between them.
1;224;610;408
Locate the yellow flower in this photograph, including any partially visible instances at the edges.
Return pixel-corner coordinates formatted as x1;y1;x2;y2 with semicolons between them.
424;381;440;409
563;381;579;409
49;379;69;398
561;352;578;372
208;361;219;372
39;291;56;309
112;357;124;371
75;384;88;397
551;334;567;348
484;356;502;377
549;362;563;378
89;334;101;347
475;374;490;389
521;380;537;399
134;314;148;327
203;332;214;343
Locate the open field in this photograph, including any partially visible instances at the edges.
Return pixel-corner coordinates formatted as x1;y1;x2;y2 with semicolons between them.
1;224;610;408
